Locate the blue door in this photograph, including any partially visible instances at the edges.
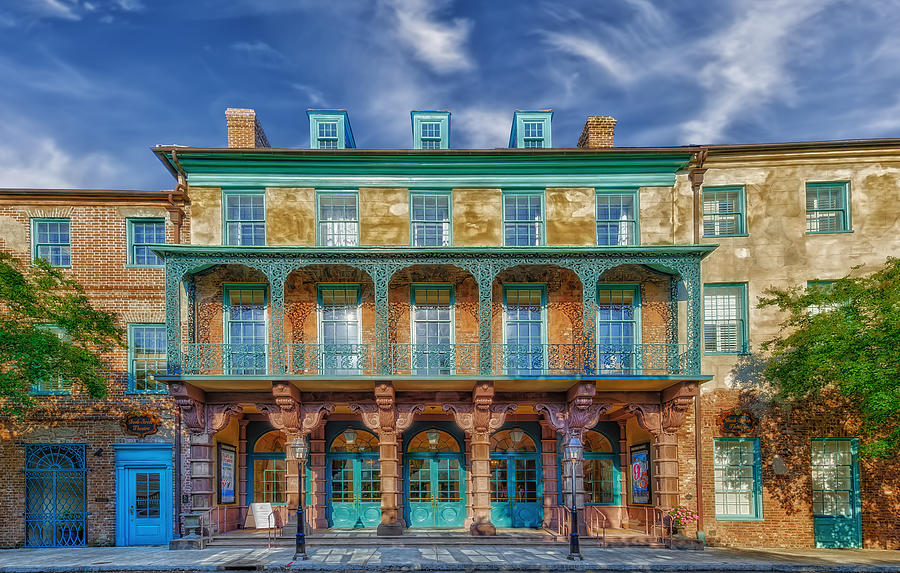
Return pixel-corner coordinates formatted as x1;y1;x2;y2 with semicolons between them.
114;444;172;546
489;429;542;528
812;439;862;548
405;429;466;528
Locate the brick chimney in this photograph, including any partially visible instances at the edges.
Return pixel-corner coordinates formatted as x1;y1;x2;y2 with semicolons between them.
577;116;616;148
225;108;270;148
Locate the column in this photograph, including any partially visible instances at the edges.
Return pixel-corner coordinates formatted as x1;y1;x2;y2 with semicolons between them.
468;431;494;534
189;432;215;515
683;261;703;376
309;425;328;530
575;267;599;374
377;428;404;534
476;273;494;375
165;260;185;374
539;420;559;531
372;267;391;375
653;432;680;509
238;419;249;511
264;263;291;375
283;430;301;531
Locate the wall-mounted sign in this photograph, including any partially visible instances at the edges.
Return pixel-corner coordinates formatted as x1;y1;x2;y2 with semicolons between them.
218;443;237;504
122;411;161;438
718;409;755;435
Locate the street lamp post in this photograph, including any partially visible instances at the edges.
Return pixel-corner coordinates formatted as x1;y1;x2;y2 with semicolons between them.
290;435;310;561
565;434;583;561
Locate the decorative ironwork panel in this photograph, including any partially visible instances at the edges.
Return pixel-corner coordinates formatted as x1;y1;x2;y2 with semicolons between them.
390;343;478;376
24;445;87;548
289;343;373;375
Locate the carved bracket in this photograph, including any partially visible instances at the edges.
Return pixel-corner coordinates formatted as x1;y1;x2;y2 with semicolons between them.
535;381;610;438
349;382;424;436
207;403;242;434
628;395;694;438
170;382;206;433
444;381;517;435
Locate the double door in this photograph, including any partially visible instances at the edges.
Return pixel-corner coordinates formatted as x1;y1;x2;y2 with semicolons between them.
329;457;381;528
490;456;541;528
406;457;465;527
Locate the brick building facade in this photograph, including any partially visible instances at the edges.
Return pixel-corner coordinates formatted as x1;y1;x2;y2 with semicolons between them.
0;110;897;550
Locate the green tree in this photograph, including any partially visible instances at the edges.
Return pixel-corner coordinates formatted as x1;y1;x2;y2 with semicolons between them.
758;257;900;458
0;252;124;414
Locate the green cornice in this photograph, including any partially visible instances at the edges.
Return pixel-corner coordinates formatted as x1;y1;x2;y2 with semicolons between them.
154;147;694;190
151;244;718;259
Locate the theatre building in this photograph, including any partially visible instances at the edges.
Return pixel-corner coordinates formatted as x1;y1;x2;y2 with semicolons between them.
0;108;897;550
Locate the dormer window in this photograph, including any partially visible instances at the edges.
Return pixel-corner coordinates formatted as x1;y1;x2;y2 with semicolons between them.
411;111;450;149
307;110;355;150
509;110;552;149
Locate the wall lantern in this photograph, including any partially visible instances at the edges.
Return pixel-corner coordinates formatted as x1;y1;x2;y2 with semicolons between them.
509;427;525;445
426;429;441;448
343;428;358;446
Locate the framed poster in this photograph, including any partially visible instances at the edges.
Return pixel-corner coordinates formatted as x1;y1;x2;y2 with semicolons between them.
630;443;651;505
218;443;237;504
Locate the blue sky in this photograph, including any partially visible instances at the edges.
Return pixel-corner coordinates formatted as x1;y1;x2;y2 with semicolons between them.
2;0;900;190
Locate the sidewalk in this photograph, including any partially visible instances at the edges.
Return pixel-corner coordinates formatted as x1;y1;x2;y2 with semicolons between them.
0;544;898;572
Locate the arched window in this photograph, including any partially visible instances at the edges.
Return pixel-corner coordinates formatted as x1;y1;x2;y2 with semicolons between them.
408;429;460;453
582;430;618;505
490;429;537;453
254;430;285;453
252;431;286;504
330;428;379;453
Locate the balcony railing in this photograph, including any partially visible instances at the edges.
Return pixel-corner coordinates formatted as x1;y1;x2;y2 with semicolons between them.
178;343;688;377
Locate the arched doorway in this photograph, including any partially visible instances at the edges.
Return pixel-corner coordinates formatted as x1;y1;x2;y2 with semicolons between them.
248;430;287;506
404;429;466;527
328;428;381;528
490;428;542;528
582;430;620;505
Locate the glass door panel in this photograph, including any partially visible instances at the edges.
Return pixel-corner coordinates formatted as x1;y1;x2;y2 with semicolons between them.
812;439;861;548
598;288;637;373
226;287;267;374
320;287;361;374
329;458;381;528
412;287;452;375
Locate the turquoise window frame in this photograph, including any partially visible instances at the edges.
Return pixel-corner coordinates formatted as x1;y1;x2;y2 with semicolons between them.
501;284;548;375
31;324;73;395
223;283;269;375
126;218;165;267
703;283;749;355
702;186;747;237
509;111;552;149
409;191;452;247
411;111;450;150
307;110;355;150
31;218;71;267
317;284;363;373
316;190;359;246
410;284;455;375
502;191;545;246
811;438;861;524
596;189;639;246
806;182;851;234
713;437;763;521
223;190;266;246
597;283;641;343
126;323;167;394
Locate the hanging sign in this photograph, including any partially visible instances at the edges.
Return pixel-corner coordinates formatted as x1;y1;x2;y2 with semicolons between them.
717;409;755;435
122;411;161;438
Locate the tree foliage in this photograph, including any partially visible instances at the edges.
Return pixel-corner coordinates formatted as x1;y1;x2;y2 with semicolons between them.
758;257;900;458
0;252;124;414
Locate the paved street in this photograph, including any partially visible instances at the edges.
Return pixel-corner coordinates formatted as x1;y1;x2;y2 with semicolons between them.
0;544;898;572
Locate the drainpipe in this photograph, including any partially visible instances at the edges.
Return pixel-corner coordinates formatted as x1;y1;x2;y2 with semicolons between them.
694;395;704;536
689;148;708;244
174;406;182;538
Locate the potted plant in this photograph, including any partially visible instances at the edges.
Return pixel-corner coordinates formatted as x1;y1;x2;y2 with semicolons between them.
664;505;703;550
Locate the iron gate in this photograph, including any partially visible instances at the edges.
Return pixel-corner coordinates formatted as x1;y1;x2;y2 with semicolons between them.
24;444;87;547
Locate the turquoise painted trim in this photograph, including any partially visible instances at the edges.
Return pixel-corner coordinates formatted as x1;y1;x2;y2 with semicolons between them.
223;283;269;373
307;110;355;149
151;243;718;257
409;190;452;246
30;217;71;268
411;111;451;150
157;373;714;383
410;283;456;351
596;188;640;246
811;437;862;548
317;283;362;346
509;111;553;149
502;284;548;375
126;323;168;394
126;218;165;268
113;443;173;546
805;181;851;233
501;190;545;246
701;186;746;237
222;189;266;246
315;190;359;246
597;283;642;346
713;438;763;521
703;282;749;355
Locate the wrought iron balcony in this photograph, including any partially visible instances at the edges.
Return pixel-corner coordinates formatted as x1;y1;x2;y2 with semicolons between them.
177;342;689;377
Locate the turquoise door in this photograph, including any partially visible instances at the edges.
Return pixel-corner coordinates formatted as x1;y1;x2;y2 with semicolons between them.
489;428;542;528
125;468;168;545
328;428;381;528
490;457;541;527
404;429;465;527
812;439;862;548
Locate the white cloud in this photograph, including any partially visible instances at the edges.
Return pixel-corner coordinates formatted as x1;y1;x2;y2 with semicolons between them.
231;40;289;69
680;0;832;143
381;0;474;74
542;33;635;85
291;83;325;107
0;117;123;188
452;107;511;149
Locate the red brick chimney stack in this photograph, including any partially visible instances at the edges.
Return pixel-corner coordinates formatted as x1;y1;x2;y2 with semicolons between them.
225;108;270;148
577;116;616;148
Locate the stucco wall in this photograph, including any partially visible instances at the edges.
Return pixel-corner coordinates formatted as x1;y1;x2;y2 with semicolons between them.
360;187;408;246
266;187;315;245
453;188;501;246
546;187;595;246
189;187;222;245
